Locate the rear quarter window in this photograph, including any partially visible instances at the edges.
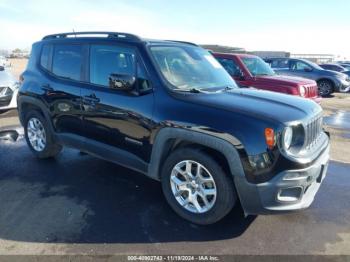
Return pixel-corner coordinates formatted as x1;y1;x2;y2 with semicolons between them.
40;45;52;70
52;44;83;81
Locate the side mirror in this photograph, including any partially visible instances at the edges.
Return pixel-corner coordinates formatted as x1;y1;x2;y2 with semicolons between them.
0;66;4;71
0;130;19;142
237;70;245;80
109;74;136;91
304;67;313;72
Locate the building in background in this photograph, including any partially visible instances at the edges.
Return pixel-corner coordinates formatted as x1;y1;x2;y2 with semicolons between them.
201;45;246;54
290;54;335;64
252;51;290;59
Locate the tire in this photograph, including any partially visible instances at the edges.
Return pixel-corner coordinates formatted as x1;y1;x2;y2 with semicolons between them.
317;80;334;97
24;110;62;158
161;148;237;225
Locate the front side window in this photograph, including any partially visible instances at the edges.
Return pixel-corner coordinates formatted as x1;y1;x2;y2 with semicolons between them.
216;58;241;77
52;44;82;81
292;61;312;71
241;57;275;76
150;45;237;91
90;45;135;87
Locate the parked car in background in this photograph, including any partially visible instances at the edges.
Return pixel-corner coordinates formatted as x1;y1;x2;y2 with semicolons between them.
18;32;330;225
338;63;350;71
319;63;347;72
0;66;19;110
265;58;350;96
342;71;350;77
213;53;320;103
0;56;11;68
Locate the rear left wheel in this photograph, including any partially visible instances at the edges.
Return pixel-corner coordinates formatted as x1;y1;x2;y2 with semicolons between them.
24;110;62;158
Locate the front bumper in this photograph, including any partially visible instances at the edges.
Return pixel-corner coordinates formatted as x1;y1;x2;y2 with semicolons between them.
0;88;18;110
235;139;330;215
336;79;350;92
310;96;322;104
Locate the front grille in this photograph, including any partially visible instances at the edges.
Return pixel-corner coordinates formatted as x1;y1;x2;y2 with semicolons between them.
305;115;323;149
304;84;318;97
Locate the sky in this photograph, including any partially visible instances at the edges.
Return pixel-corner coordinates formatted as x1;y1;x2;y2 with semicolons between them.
0;0;349;59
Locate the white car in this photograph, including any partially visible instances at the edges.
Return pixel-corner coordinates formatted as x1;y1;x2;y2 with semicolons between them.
0;56;11;68
0;66;19;110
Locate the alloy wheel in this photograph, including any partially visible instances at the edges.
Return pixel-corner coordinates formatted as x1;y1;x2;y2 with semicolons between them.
170;160;217;214
27;117;46;152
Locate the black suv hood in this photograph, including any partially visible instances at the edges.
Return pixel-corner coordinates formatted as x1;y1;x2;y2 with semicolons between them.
180;88;322;124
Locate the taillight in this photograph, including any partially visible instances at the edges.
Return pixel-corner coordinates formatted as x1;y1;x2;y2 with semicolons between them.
264;128;275;149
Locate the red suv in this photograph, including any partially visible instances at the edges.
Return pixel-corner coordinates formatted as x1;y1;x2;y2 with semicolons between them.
213;53;321;103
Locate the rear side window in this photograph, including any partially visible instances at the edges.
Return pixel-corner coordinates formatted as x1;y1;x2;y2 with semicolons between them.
271;59;289;69
40;45;52;70
52;45;82;81
216;58;241;77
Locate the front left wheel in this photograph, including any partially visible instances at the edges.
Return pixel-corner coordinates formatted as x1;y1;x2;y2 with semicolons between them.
161;148;237;225
24;110;62;158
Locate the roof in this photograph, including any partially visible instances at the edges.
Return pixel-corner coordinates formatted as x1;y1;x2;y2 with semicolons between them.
41;31;198;46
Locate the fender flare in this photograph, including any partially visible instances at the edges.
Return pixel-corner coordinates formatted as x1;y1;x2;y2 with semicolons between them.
17;96;55;134
147;127;246;181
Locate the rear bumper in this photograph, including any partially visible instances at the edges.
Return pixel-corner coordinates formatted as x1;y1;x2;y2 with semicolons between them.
235;138;330;215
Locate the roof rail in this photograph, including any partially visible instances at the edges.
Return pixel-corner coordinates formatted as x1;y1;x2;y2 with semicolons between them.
42;32;142;41
165;40;198;46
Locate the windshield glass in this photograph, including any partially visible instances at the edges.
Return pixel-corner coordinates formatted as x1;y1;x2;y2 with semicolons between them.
150;45;237;91
242;57;275;76
303;60;323;70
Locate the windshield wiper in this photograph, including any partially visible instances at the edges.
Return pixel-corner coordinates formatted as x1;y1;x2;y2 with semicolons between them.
173;87;203;93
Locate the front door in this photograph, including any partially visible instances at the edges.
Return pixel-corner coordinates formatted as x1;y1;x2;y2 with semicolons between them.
80;43;154;161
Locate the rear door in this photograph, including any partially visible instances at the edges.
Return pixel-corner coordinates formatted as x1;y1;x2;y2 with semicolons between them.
80;43;154;161
270;58;291;75
39;43;84;136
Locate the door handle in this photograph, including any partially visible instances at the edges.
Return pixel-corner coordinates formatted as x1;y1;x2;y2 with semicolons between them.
42;84;53;92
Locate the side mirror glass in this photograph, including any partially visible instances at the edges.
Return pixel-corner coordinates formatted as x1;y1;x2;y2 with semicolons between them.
109;74;136;91
0;66;4;71
0;130;19;142
304;67;313;72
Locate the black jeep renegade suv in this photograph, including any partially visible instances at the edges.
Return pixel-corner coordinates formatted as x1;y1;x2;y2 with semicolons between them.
18;32;330;225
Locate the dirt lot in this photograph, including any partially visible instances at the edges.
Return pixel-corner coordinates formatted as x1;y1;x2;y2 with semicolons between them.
8;58;28;79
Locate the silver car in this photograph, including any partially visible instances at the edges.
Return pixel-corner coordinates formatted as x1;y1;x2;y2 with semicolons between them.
265;58;350;96
0;66;19;110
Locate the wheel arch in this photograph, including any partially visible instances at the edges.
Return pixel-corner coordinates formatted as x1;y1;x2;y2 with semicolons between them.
17;96;54;134
148;127;246;181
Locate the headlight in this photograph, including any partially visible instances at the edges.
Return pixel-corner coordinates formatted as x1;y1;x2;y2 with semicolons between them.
281;125;305;155
282;126;293;150
0;87;13;96
299;86;306;97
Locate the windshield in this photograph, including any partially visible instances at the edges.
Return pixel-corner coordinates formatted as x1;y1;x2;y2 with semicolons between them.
303;60;323;70
242;57;275;76
150;45;237;91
